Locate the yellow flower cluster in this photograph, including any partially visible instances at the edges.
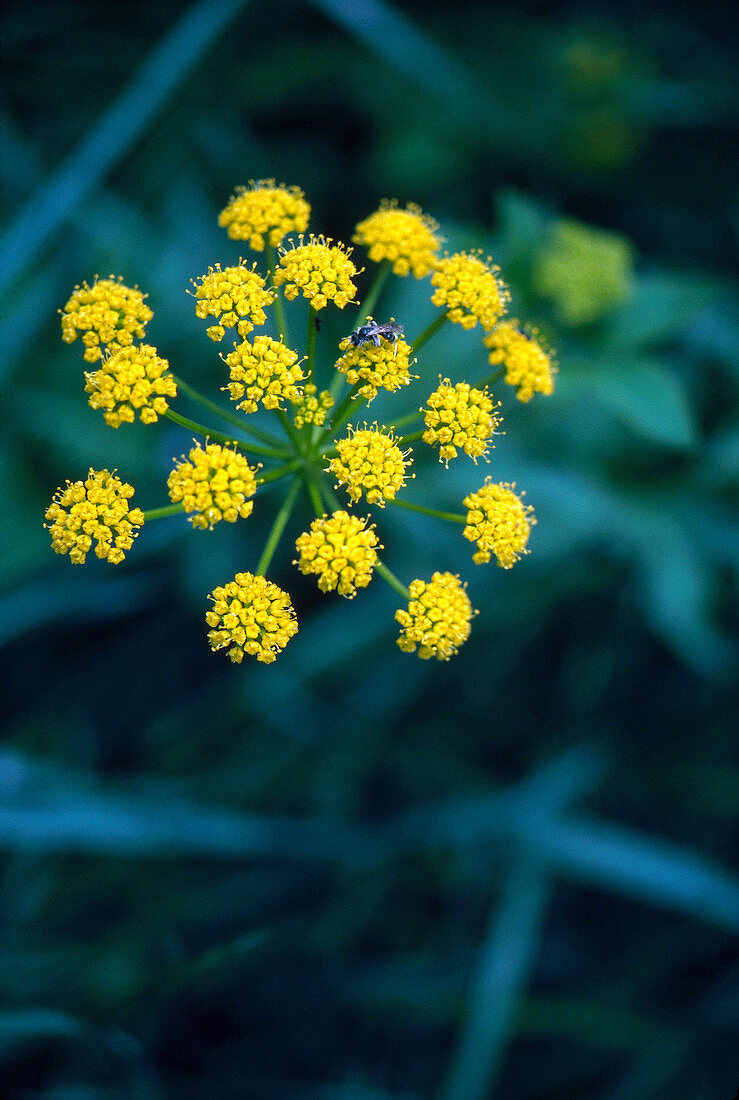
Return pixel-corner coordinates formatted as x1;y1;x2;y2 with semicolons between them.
484;322;556;403
335;327;415;402
206;571;298;664
167;442;258;530
462;481;535;567
218;181;310;250
223;335;305;414
431;252;510;331
422;378;500;466
84;344;177;428
328;426;411;507
295;511;380;598
273;236;359;310
290;383;334;429
45;469;144;565
395;572;475;660
191;263;275;341
533;218;633;325
61;277;153;363
353;201;441;278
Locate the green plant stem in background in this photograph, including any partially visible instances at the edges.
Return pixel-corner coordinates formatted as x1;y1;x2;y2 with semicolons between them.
255;475;302;577
142;502;185;522
478;365;506;389
164;408;289;459
170;373;284;447
358;258;392;321
257;458;303;485
411;311;448;352
265;243;290;345
374;559;411;601
388;497;466;524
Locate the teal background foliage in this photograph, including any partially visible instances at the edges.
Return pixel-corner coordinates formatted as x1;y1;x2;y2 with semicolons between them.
1;0;737;1097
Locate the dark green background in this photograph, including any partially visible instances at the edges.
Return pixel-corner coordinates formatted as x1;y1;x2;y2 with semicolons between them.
1;1;737;1097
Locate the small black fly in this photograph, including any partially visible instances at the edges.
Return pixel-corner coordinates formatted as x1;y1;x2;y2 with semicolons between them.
346;319;404;349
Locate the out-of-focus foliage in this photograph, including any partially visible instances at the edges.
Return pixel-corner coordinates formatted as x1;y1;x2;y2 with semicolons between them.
1;1;737;1097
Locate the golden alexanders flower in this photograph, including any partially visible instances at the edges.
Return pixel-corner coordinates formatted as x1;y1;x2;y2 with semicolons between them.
353;200;442;278
328;425;411;507
206;571;298;664
422;378;501;466
190;262;275;342
484;322;556;403
462;480;535;567
291;383;334;429
218;180;310;250
273;236;359;310
431;251;510;331
533;218;634;325
61;276;153;363
395;572;475;660
223;334;305;414
84;344;177;428
45;468;144;565
167;442;259;530
336;323;416;402
295;510;380;598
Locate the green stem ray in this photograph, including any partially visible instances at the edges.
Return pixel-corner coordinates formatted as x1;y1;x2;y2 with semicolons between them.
395;429;426;447
411;311;448;352
387;496;466;524
170;373;284;447
374;559;411;601
265;243;290;346
478;365;506;389
388;409;422;432
255;475;303;577
359;259;392;322
164;408;287;458
143;502;185;522
256;458;302;485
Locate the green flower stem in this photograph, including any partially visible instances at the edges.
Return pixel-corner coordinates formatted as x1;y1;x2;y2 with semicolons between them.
265;243;290;345
359;259;392;322
478;365;506;389
396;429;426;447
303;465;326;518
320;390;368;448
164;408;288;458
255;475;302;577
387;496;466;524
274;406;303;452
170;373;283;447
256;458;302;485
143;502;184;522
305;304;318;382
411;311;448;353
374;559;411;601
329;368;348;403
389;409;422;432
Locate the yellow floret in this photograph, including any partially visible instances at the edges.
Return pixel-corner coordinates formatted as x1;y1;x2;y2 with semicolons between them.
291;383;334;429
206;572;298;664
421;378;501;466
395;572;475;660
45;468;144;565
353;201;442;278
60;276;153;363
84;344;177;428
190;262;275;341
295;511;380;598
335;323;416;402
167;442;259;530
328;425;412;507
223;335;305;414
218;181;310;250
484;322;556;402
273;236;359;310
462;480;535;567
431;252;510;331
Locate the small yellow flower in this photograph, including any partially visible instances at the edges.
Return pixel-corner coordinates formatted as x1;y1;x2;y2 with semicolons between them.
336;322;416;402
60;276;153;363
223;335;305;414
295;510;380;598
431;252;510;331
484;322;556;403
206;571;298;664
353;200;442;278
463;480;535;567
328;425;411;507
218;180;310;250
167;442;259;530
190;262;275;342
291;383;334;429
45;468;144;565
533;218;634;325
84;344;177;428
273;236;359;310
395;572;475;660
421;378;501;466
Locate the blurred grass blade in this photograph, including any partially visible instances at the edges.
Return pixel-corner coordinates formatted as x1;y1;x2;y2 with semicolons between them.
0;0;248;298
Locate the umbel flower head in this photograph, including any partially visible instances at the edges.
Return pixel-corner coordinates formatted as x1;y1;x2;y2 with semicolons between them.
206;572;298;664
167;442;259;530
290;383;333;429
218;180;310;250
484;322;557;403
328;425;411;507
45;469;144;565
61;276;153;363
353;200;442;278
84;344;177;428
273;236;359;310
533;218;634;325
190;262;275;342
336;322;416;402
431;251;510;331
223;334;305;414
463;480;535;567
295;511;380;598
395;572;475;660
422;378;501;466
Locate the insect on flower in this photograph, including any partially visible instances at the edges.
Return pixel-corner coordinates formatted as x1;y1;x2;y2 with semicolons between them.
347;319;404;351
